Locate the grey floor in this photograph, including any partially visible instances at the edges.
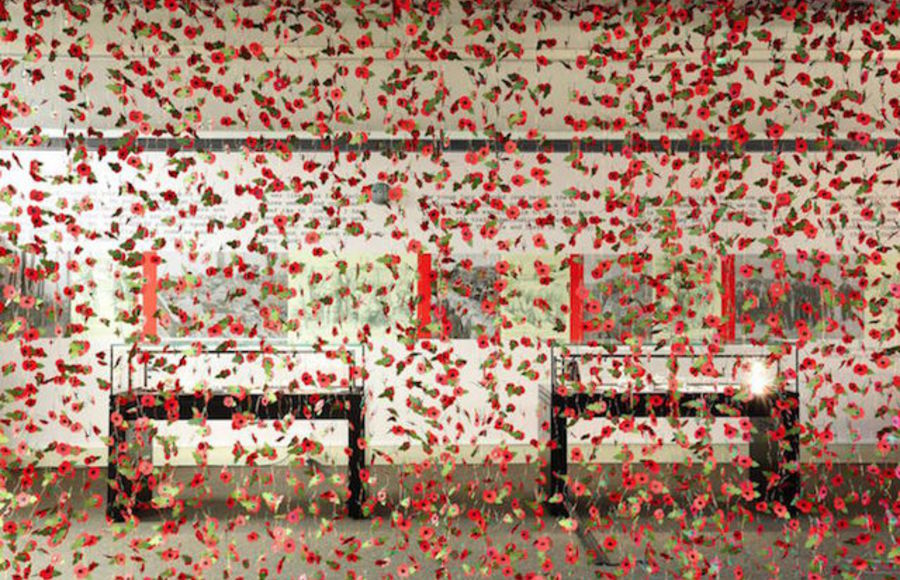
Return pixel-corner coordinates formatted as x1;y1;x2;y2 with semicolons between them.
2;463;898;579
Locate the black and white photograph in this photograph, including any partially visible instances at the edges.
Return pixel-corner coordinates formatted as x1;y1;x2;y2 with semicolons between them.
435;254;500;339
0;243;71;336
583;254;654;343
291;252;416;340
156;252;290;339
735;255;821;339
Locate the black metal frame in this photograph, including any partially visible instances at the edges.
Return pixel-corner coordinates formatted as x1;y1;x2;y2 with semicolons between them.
106;344;366;522
542;344;800;516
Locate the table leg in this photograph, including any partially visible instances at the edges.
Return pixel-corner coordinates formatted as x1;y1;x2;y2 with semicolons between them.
749;397;799;510
749;413;774;502
348;393;365;519
107;393;132;522
546;385;569;516
777;402;800;510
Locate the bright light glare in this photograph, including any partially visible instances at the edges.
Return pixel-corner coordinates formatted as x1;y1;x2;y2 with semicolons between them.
745;359;772;398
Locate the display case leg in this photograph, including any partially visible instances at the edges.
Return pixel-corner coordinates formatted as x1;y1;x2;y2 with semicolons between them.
348;394;366;519
545;386;569;517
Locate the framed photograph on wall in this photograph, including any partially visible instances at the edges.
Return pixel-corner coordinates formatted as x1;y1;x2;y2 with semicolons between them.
864;252;900;341
580;253;655;345
816;257;865;339
416;252;568;343
154;251;291;340
0;244;71;337
289;251;417;343
653;251;721;343
500;253;567;341
569;251;724;347
734;254;822;340
432;253;501;341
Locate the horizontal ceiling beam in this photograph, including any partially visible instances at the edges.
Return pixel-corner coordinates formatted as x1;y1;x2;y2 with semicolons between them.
3;136;898;154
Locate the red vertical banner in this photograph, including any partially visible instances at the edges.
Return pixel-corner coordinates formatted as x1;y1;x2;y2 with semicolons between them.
141;251;158;341
569;254;584;344
416;253;432;338
721;254;736;342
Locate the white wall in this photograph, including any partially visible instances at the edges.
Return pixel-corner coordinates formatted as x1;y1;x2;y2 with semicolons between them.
0;149;895;466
